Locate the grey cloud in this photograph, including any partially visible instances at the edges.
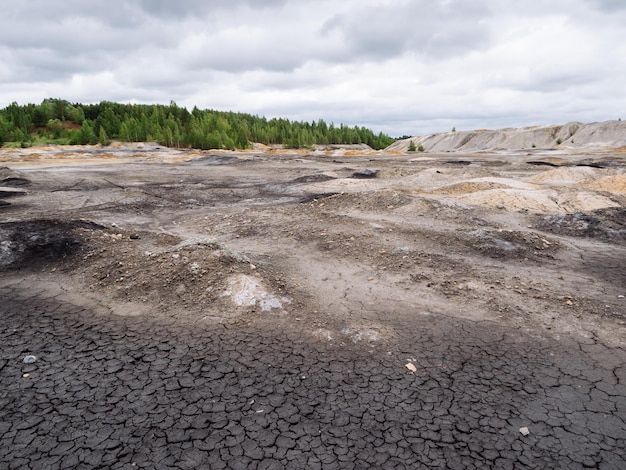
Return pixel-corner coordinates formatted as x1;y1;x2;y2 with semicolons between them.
0;0;300;80
242;72;327;93
589;0;626;11
135;0;287;19
320;1;492;61
518;73;597;93
1;1;140;27
180;41;305;74
0;0;288;27
0;3;175;56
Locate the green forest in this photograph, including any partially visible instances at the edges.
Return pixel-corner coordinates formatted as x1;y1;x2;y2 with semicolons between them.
0;98;396;150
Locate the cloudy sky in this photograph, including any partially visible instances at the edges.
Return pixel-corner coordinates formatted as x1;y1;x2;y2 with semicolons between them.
1;0;625;136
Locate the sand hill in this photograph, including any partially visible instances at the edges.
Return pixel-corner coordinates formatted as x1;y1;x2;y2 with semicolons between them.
387;120;626;153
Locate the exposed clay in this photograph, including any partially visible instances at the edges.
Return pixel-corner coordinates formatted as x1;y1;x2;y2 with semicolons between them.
0;146;624;468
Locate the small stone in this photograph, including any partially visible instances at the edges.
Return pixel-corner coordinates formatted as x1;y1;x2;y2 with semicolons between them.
405;363;417;373
519;427;530;436
129;233;140;240
23;355;37;364
618;295;625;299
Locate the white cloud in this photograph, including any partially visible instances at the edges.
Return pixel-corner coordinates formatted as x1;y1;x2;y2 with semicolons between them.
0;0;625;135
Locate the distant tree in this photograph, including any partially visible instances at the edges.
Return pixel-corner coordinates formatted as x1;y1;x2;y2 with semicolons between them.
119;122;130;142
99;127;109;146
418;144;425;152
12;128;28;145
407;140;417;152
73;121;97;145
32;106;50;127
0;115;8;145
207;131;223;150
46;119;64;139
452;127;456;132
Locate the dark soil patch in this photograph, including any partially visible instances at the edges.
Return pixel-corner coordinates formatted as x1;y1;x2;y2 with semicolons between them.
352;169;378;179
0;177;31;186
463;229;560;260
535;208;626;242
290;174;336;184
0;219;102;270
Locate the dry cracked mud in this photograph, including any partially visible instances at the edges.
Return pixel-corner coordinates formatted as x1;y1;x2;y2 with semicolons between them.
0;145;625;468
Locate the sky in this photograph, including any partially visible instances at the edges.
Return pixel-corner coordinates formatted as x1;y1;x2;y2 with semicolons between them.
1;0;625;137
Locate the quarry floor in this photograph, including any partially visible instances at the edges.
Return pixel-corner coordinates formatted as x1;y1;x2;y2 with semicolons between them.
0;145;625;468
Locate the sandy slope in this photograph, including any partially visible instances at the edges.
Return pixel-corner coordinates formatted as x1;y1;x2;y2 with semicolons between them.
388;119;626;153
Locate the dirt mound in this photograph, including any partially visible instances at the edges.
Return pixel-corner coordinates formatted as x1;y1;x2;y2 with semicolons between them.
457;188;620;213
458;189;561;212
433;176;540;194
432;181;510;194
527;166;600;185
585;175;626;194
47;224;295;320
0;218;292;319
300;190;413;213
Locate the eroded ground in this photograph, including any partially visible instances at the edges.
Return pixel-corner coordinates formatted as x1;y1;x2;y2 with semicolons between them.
1;145;625;468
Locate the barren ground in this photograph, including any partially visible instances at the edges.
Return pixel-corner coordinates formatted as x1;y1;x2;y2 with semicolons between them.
1;145;625;468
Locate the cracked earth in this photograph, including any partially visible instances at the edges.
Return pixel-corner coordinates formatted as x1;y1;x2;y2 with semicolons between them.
1;146;625;468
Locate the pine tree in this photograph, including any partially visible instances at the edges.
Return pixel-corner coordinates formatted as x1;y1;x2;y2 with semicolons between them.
99;127;109;146
79;121;97;145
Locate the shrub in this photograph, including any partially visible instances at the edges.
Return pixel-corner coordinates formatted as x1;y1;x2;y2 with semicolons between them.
418;144;425;152
407;140;416;152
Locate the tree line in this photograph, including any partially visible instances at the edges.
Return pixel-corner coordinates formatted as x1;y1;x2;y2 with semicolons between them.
0;98;396;150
